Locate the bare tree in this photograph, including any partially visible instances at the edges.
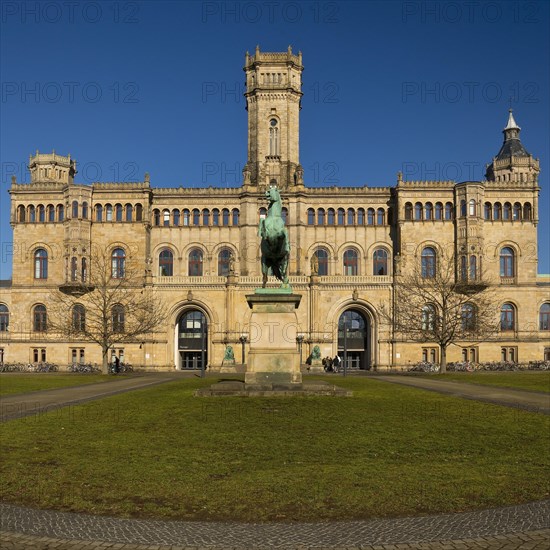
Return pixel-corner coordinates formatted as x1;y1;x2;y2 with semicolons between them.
381;251;499;372
48;247;165;373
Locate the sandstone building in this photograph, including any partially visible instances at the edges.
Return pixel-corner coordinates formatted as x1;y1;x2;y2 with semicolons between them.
1;47;549;370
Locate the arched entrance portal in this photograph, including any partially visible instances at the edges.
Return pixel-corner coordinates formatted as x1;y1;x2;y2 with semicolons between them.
338;309;370;370
176;310;207;370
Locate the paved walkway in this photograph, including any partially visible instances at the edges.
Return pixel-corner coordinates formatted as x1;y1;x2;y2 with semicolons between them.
372;376;550;415
1;373;549;549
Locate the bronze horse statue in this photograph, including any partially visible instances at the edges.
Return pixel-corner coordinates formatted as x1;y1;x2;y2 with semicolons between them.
258;186;290;287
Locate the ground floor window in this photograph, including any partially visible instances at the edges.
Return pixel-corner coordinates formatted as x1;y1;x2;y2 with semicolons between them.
32;348;46;363
71;349;85;364
462;347;478;362
545;348;550;361
0;348;4;363
501;347;517;362
422;347;438;363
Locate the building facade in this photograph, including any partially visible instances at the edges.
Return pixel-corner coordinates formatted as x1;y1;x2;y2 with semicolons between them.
1;47;549;370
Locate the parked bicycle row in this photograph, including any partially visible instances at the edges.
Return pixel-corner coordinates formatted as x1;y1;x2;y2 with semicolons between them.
0;362;59;372
0;362;134;373
408;360;550;373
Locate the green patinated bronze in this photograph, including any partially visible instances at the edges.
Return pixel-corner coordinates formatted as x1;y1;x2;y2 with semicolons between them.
258;186;291;291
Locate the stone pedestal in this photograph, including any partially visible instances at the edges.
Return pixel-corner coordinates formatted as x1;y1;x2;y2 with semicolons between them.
245;292;302;386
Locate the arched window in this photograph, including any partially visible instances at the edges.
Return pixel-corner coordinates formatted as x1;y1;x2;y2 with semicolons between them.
444;202;453;220
373;249;388;276
159;249;174;276
135;204;143;221
307;208;315;225
232;208;239;225
435;202;443;220
72;200;79;218
163;209;170;226
337;208;345;225
96;204;103;222
183;209;190;226
313;248;329;276
327;208;335;225
33;304;47;332
29;205;36;222
203;209;210;226
343;248;358;276
421;247;436;278
281;207;288;224
173;209;180;226
415;202;423;221
461;303;476;331
404;203;413;221
153;209;160;226
218;248;232;276
500;247;515;277
212;209;220;226
387;207;393;225
112;304;125;333
125;204;132;222
523;203;532;220
222;209;230;226
424;203;433;220
72;305;86;332
367;208;375;225
81;258;87;282
115;204;123;222
111;248;125;279
540;303;550;331
493;202;502;220
269;118;279;155
189;248;203;276
469;199;476;217
46;204;54;222
71;256;78;281
500;303;516;331
503;202;512;220
17;205;26;222
460;200;467;217
513;203;522;221
357;208;365;225
469;255;477;280
82;202;89;219
38;205;45;222
317;208;325;225
484;202;492;220
34;249;48;279
377;208;385;225
259;207;267;220
422;304;436;332
0;304;9;332
105;204;113;222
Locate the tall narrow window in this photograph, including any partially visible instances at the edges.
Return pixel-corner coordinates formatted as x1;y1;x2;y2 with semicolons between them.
18;205;26;222
105;204;113;222
159;249;174;276
424;203;433;220
38;205;45;222
337;208;345;225
183;209;190;226
72;200;79;218
81;258;87;282
173;209;180;226
269;119;279;155
373;249;388;276
232;208;239;225
523;203;532;220
503;202;511;220
468;199;476;216
222;209;230;226
415;202;423;220
281;207;288;224
307;208;315;225
469;255;477;280
421;247;436;278
314;248;329;276
539;303;550;331
357;208;365;225
404;203;413;221
347;208;355;225
189;248;203;276
203;209;210;226
445;202;453;220
461;304;476;331
500;303;515;331
317;208;325;225
500;247;515;277
377;208;385;225
71;257;78;281
111;248;125;279
493;202;502;220
513;203;522;221
367;208;375;225
29;205;36;222
218;248;232;276
460;255;467;281
115;204;123;222
112;304;125;333
72;305;86;332
163;209;170;226
153;209;160;226
343;249;358;276
96;204;103;222
33;305;47;332
327;208;335;225
34;249;48;279
0;304;9;332
212;209;220;226
125;204;133;222
135;204;143;221
422;305;436;331
82;202;89;219
484;202;492;220
435;202;443;220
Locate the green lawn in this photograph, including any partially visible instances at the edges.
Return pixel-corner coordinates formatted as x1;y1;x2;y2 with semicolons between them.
0;376;548;522
0;374;109;396
419;371;550;393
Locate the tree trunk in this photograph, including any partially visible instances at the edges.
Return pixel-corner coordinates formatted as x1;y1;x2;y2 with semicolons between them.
102;346;109;375
440;345;447;373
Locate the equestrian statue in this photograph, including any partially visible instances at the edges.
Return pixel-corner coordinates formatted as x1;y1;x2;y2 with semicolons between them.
258;186;290;288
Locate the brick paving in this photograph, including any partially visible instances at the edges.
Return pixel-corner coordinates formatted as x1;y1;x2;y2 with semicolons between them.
1;374;549;549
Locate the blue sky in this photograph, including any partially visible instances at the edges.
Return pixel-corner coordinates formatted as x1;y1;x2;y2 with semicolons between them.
1;0;549;278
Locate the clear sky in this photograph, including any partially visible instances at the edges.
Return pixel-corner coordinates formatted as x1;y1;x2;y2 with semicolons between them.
1;0;549;278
